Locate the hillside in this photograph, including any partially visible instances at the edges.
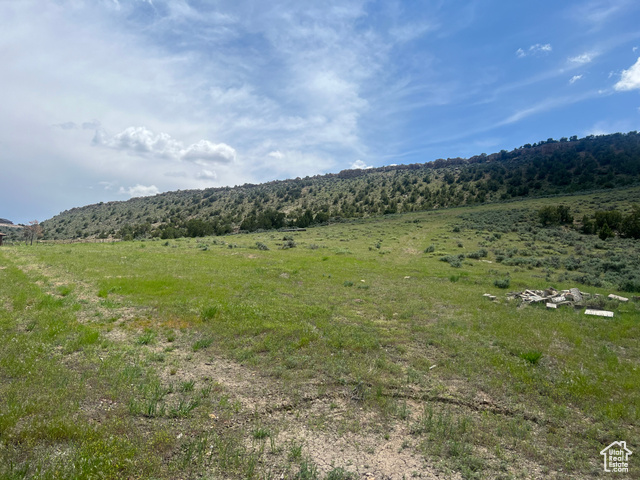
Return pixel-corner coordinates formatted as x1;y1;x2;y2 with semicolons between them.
3;191;640;478
41;131;640;240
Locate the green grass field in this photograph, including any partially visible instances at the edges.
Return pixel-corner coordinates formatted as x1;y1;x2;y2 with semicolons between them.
1;189;639;479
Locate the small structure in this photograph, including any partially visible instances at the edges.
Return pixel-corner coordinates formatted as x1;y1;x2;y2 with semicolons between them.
0;232;6;246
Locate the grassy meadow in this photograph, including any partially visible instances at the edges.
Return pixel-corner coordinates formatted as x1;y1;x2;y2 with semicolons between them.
1;188;639;479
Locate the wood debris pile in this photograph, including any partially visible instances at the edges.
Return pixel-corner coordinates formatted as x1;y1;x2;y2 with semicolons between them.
506;287;586;307
482;287;632;318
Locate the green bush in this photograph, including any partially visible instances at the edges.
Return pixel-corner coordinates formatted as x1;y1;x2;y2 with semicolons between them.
620;204;640;239
494;277;510;289
598;223;614;240
466;248;488;259
440;254;463;268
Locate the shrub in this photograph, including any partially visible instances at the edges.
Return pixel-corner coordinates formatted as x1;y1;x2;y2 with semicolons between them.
620;204;640;239
598;223;614;240
538;205;573;226
440;254;463;268
494;277;510;289
619;277;640;293
424;244;435;253
581;215;595;235
255;242;269;251
281;239;296;249
594;210;622;231
466;248;488;259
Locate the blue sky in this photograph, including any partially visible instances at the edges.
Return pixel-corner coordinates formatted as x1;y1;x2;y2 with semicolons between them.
2;0;640;224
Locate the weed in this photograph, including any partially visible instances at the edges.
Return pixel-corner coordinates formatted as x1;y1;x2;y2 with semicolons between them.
169;399;199;418
192;337;214;352
57;284;74;296
295;460;319;480
97;287;109;298
325;467;357;480
201;305;220;321
519;350;543;365
288;440;303;461
343;280;354;287
180;380;196;392
136;328;156;345
252;427;270;440
150;352;165;362
493;277;510;289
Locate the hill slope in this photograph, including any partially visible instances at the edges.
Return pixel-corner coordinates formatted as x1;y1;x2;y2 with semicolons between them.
41;131;640;240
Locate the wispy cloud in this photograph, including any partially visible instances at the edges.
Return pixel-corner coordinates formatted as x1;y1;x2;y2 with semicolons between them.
569;52;595;64
570;75;583;84
500;91;602;125
516;43;552;58
574;0;629;28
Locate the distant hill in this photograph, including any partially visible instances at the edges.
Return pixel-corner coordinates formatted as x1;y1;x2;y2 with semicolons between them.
41;131;640;240
0;218;14;225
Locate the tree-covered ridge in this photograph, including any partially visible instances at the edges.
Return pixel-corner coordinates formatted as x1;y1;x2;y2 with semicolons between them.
41;132;640;240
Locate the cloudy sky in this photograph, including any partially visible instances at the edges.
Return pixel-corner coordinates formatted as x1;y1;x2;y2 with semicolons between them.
2;0;640;224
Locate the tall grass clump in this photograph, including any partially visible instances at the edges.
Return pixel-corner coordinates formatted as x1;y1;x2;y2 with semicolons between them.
201;305;220;321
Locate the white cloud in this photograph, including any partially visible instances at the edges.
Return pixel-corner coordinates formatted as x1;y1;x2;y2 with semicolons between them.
350;159;372;169
119;184;159;198
517;43;552;58
569;75;583;84
94;127;236;164
614;57;640;91
268;151;284;159
181;140;236;164
569;53;594;64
